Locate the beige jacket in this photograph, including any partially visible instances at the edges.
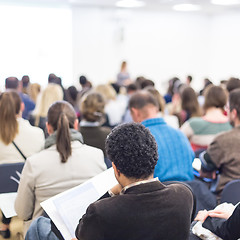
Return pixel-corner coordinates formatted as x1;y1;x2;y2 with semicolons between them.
0;118;45;164
15;141;106;233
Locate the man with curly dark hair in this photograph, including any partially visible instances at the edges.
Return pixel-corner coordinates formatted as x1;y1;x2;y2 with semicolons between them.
75;123;194;240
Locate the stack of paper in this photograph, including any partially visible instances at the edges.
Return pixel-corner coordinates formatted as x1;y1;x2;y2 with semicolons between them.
41;168;117;239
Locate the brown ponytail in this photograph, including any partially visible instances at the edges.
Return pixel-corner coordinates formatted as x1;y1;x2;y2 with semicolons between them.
47;101;77;163
0;91;21;145
56;112;72;163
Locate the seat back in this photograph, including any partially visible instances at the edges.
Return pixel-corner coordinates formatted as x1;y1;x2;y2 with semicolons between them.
220;179;240;205
0;162;24;193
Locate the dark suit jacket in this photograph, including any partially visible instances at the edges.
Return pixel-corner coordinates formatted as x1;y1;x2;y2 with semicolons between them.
203;204;240;240
75;181;194;240
79;126;111;156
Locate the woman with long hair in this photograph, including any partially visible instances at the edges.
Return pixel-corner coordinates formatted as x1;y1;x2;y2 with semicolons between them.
80;92;111;157
0;91;44;238
15;101;106;235
29;83;63;135
181;85;232;152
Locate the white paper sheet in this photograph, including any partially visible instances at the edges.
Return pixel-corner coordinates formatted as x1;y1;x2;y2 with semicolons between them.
0;192;17;218
41;168;117;239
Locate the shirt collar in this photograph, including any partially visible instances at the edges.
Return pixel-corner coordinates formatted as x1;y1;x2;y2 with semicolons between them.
142;117;166;127
120;177;159;195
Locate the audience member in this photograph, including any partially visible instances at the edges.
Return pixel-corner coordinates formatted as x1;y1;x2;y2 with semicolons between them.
65;85;79;113
164;77;181;103
79;92;111;157
179;87;201;125
145;86;179;129
15;101;106;235
199;88;240;195
226;77;240;93
78;75;92;99
0;91;45;164
95;84;125;127
199;78;213;96
140;79;155;89
194;203;240;240
21;75;30;95
186;75;193;86
122;83;138;123
129;90;194;182
26;123;194;240
29;84;63;135
0;91;44;239
5;77;35;119
48;73;57;84
181;85;232;152
28;83;41;103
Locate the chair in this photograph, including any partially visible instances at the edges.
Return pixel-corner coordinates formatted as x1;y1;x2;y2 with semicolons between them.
220;179;240;205
0;162;24;193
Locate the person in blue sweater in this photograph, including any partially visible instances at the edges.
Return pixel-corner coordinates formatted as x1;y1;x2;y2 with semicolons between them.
129;90;194;182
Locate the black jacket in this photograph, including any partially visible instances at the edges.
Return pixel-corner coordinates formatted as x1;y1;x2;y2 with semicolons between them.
76;181;194;240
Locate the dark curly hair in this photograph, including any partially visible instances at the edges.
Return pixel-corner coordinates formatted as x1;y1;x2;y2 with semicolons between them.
105;123;158;179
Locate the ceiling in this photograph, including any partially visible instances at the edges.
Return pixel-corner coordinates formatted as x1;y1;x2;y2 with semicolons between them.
1;0;240;14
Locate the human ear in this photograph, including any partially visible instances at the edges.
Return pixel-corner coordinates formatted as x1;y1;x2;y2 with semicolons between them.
46;122;54;135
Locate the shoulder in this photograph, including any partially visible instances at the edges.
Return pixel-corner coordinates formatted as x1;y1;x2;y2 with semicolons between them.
18;118;44;135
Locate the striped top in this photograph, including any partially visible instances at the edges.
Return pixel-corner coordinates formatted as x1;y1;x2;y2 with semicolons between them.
181;117;232;151
142;118;194;182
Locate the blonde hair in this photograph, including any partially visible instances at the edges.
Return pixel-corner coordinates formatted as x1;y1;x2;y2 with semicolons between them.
0;91;21;145
95;84;116;101
32;84;63;126
29;83;41;103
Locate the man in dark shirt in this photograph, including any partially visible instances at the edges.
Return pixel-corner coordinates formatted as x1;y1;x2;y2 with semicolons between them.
25;123;194;240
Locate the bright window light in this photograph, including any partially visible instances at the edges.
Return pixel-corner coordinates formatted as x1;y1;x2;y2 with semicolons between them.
211;0;240;5
173;4;201;11
0;5;72;89
116;0;146;8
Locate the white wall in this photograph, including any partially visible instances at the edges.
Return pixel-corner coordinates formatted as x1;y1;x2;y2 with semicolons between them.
1;4;240;93
0;5;72;90
72;7;240;93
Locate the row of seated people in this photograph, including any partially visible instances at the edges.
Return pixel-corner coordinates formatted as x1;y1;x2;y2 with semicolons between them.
0;76;240;239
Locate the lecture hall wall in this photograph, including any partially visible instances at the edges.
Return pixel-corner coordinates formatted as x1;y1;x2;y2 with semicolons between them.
1;2;240;93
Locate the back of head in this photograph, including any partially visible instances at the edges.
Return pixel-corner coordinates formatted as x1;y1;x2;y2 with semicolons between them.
203;85;227;111
0;91;21;145
34;83;63;117
81;92;105;122
111;83;120;94
229;88;240;120
145;86;165;112
140;79;155;89
66;86;78;106
5;77;19;90
126;83;137;94
29;83;41;103
129;90;158;110
48;73;57;83
105;123;158;179
79;75;87;86
181;87;201;117
121;61;127;71
226;77;240;93
95;84;116;101
47;101;77;163
21;75;30;88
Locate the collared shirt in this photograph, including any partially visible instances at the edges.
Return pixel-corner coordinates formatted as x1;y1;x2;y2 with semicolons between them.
108;178;159;197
